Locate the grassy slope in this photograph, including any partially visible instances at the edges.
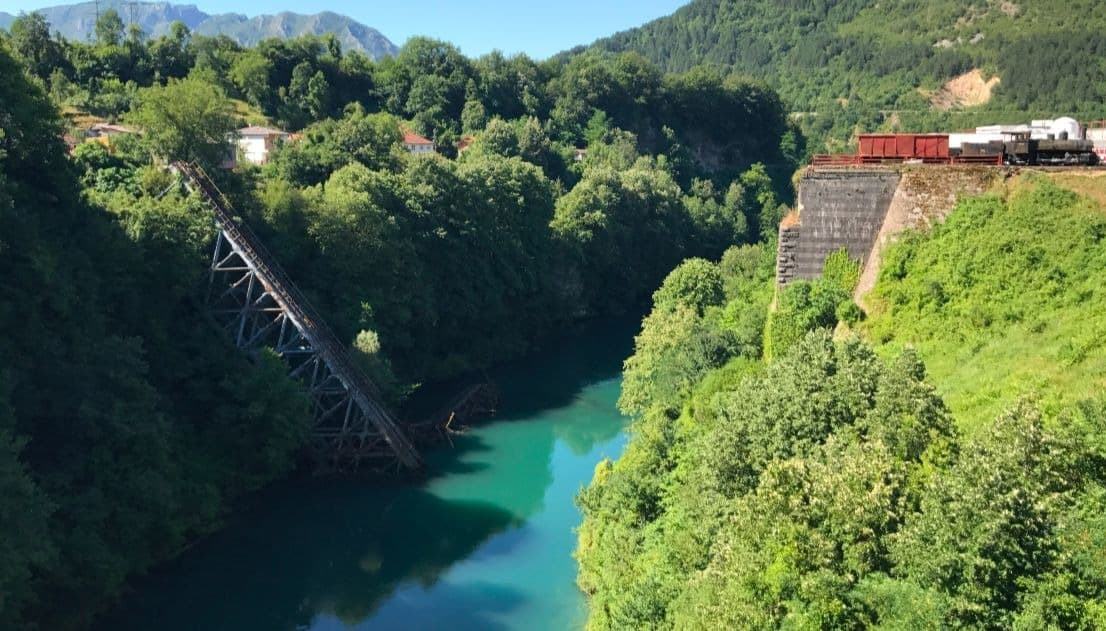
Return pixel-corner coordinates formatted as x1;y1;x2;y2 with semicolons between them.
861;172;1106;431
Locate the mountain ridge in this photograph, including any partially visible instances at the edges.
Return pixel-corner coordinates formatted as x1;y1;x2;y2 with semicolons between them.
0;1;398;59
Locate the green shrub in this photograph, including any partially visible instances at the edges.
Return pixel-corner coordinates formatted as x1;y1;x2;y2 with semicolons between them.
822;247;862;293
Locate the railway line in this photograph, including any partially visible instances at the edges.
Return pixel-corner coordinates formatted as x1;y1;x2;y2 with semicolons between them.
813;116;1106;168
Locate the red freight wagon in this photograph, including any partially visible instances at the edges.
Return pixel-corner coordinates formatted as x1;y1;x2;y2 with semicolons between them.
858;134;949;161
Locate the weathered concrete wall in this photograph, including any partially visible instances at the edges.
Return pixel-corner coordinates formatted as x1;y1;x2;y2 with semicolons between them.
776;170;900;284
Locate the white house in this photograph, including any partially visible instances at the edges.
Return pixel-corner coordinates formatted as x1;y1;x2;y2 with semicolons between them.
402;131;435;154
236;125;290;165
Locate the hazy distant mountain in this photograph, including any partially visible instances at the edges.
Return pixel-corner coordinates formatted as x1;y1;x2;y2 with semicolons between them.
0;1;398;59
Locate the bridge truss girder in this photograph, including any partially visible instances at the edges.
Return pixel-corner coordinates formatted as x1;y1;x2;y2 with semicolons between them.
207;230;410;471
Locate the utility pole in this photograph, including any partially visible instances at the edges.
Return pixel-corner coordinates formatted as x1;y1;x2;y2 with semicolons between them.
91;0;100;42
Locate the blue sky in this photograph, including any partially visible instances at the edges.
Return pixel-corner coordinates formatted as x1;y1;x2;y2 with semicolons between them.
4;0;689;58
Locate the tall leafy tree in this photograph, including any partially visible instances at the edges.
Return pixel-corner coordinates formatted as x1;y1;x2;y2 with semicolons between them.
127;76;237;168
8;12;67;81
94;8;125;47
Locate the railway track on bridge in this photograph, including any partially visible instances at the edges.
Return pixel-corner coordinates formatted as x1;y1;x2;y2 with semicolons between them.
174;161;421;472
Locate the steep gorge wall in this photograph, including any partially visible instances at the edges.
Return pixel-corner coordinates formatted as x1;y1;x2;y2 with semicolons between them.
777;166;1003;304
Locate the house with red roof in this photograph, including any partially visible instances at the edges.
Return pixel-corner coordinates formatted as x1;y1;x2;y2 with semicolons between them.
402;131;435;155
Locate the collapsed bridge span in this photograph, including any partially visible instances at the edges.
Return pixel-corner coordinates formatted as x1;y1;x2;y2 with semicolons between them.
175;161;420;472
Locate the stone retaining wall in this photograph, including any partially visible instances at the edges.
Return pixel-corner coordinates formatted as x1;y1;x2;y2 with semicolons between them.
777;167;1003;302
776;170;900;284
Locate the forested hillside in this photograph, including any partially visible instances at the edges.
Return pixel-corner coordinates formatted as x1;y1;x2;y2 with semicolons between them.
577;175;1106;628
0;8;800;627
588;0;1106;151
0;46;309;630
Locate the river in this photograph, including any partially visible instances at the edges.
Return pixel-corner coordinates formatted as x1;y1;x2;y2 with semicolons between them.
94;317;637;631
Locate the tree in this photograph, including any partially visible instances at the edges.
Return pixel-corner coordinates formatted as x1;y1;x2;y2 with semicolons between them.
473;117;519;156
737;163;779;241
619;304;736;417
580;331;957;630
268;108;402;186
127;76;237;168
406;74;450;138
95;8;125;47
515;116;554;168
685;178;749;255
888;403;1070;629
125;23;145;47
148;21;193;81
9;12;66;81
765;279;851;359
229;49;273;109
651;258;725;314
0;386;55;628
282;60;332;128
461;98;487;133
552;162;689;311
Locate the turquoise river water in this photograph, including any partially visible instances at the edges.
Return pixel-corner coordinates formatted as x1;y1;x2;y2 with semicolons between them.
94;318;636;631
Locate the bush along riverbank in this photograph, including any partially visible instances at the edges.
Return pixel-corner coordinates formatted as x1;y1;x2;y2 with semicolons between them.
577;175;1106;629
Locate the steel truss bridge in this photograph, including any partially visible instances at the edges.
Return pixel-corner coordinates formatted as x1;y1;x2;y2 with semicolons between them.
174;162;420;472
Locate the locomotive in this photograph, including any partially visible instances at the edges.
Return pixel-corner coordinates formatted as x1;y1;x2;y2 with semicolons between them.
813;117;1104;167
951;117;1098;166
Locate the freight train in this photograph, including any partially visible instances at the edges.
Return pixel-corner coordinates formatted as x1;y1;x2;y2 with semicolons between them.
952;117;1097;165
812;117;1105;167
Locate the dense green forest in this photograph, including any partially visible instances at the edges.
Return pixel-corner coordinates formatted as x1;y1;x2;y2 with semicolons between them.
577;175;1106;628
3;9;803;383
587;0;1106;152
0;45;309;629
0;8;800;628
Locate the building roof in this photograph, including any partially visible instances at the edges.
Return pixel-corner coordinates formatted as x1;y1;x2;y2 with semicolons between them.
238;125;289;137
90;122;135;134
403;131;434;146
456;135;476;152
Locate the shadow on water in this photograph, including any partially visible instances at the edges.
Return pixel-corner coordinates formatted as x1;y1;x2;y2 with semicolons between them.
95;479;523;631
490;314;639;421
403;313;639;427
93;314;642;631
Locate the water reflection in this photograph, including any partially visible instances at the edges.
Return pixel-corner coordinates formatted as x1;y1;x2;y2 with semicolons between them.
94;316;637;630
